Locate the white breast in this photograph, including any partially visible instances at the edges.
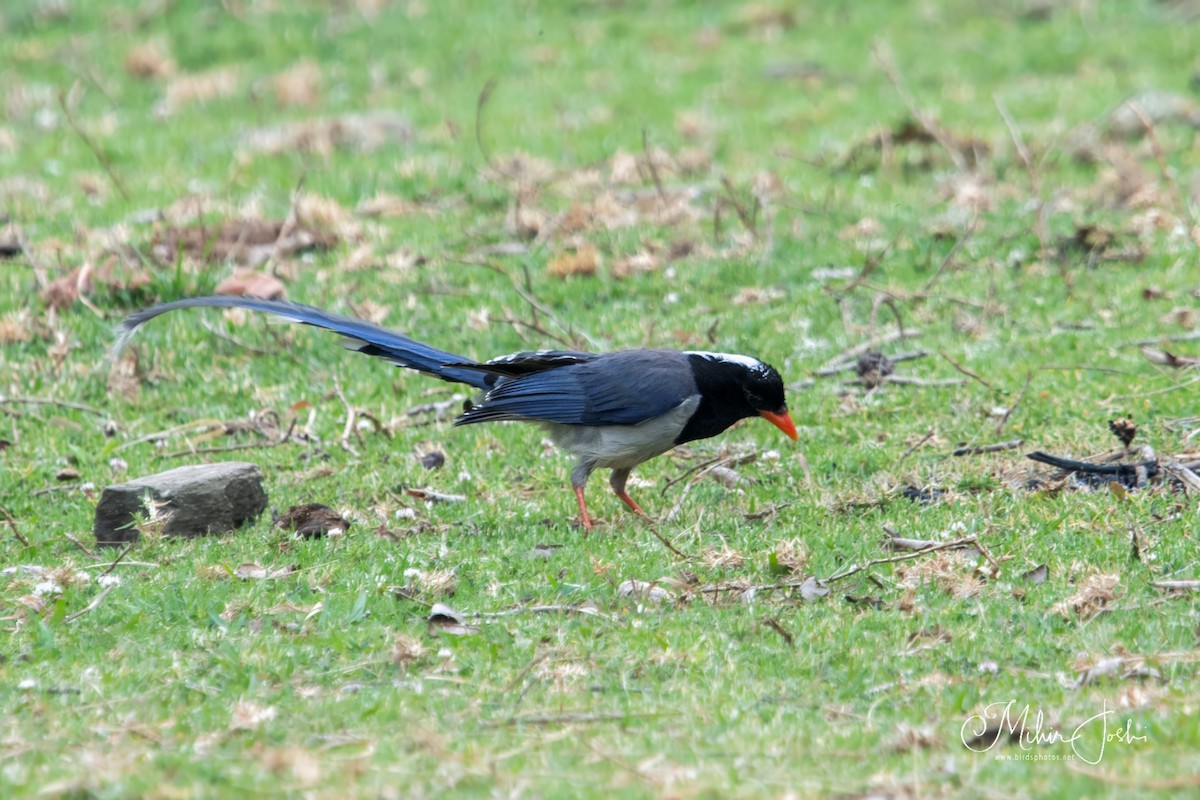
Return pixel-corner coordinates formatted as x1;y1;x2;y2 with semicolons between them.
543;395;701;470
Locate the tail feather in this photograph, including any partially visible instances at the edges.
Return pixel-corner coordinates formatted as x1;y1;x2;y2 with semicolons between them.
116;296;493;389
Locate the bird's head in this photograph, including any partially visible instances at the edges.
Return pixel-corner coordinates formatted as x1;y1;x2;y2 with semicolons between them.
688;352;798;441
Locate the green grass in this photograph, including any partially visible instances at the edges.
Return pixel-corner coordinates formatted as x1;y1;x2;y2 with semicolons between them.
3;0;1199;797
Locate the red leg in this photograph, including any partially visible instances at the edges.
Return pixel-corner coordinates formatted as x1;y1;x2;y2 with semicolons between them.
615;487;646;516
610;468;652;520
573;485;593;532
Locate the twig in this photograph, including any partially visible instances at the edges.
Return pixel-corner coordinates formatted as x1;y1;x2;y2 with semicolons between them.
474;78;498;175
1151;580;1200;592
719;177;757;235
486;711;663;728
101;542;136;577
452;258;597;349
815;350;928;378
994;93;1047;253
994;371;1032;435
1127;101;1196;232
86;560;159;569
1067;763;1200;789
0;506;30;547
332;377;361;455
861;375;964;387
816;328;921;374
697;536;982;597
899;428;936;461
162;417;297;458
65;584;116;623
469;604;612;621
64;533;97;557
646;525;695;561
920;220;977;294
938;350;993;390
0;396;105;417
873;41;967;171
661;452;757;495
824;536;980;584
641;128;668;208
952;439;1023;456
59;85;131;202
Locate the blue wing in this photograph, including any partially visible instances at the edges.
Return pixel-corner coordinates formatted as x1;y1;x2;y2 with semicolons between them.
455;350;696;427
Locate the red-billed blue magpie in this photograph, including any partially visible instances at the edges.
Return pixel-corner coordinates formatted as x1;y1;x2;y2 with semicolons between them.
118;297;798;530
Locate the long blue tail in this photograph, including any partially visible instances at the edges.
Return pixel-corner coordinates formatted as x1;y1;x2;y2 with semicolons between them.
116;296;493;389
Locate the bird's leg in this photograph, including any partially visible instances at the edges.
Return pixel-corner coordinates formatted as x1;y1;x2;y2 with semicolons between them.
573;486;593;532
610;468;652;520
571;462;596;532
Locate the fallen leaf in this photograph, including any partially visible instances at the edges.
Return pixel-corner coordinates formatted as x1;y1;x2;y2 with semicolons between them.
229;699;276;731
617;579;673;604
1050;573;1119;621
274;503;350;538
234;563;296;581
800;576;829;602
427;602;479;636
1021;564;1049;585
215;268;286;300
547;245;600;279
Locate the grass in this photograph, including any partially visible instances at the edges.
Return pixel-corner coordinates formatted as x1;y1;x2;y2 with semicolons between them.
2;0;1199;796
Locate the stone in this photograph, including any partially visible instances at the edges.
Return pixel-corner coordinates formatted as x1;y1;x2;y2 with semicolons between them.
94;462;267;546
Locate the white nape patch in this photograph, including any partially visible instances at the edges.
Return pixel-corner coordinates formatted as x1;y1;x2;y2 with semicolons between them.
687;351;765;371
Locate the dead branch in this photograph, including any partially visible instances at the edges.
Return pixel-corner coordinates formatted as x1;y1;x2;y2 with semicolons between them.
0;396;105;417
899;428;936;461
994;371;1032;435
938;350;994;389
59;84;131;202
952;439;1024;456
101;541;136;577
873;41;967;171
994;93;1048;252
816;328;922;374
469;604;612;621
65;584;116;623
1;506;30;547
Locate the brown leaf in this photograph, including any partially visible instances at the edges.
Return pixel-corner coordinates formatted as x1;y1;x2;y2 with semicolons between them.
1050;573;1119;621
40;264;93;311
427;602;479;636
274;503;350;538
160;67;239;115
215;268;287;300
229;700;276;731
241;111;412;157
617;579;673;604
1140;347;1199;369
124;41;175;80
234;563;296;581
272;59;322;108
546;246;600;279
1021;564;1049;585
393;634;426;668
799;576;829;602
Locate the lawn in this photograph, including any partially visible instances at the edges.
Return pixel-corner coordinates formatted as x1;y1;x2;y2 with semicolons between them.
2;0;1199;797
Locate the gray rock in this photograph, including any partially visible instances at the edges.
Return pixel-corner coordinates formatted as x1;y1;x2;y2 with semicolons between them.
94;462;267;546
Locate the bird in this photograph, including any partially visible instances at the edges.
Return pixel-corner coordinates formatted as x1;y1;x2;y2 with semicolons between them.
117;296;798;530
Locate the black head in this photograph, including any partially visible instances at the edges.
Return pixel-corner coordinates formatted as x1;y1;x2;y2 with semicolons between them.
678;352;797;444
